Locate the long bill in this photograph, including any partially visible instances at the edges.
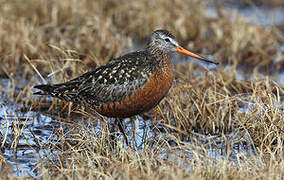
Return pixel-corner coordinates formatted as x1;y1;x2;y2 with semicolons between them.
176;46;219;65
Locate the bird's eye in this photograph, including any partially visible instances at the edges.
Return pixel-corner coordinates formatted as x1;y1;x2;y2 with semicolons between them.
164;38;170;42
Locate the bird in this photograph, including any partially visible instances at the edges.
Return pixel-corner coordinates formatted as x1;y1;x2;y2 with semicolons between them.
34;29;218;145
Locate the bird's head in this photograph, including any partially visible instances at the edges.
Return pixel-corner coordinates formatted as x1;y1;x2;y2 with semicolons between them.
148;29;218;64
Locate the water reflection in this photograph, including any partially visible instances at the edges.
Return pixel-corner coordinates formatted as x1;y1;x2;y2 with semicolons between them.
0;103;53;176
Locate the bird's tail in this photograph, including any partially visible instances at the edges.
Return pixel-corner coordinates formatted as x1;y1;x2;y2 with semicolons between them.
33;83;81;103
34;84;56;95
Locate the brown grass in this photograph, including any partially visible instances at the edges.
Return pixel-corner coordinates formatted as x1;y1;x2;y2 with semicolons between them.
0;0;283;179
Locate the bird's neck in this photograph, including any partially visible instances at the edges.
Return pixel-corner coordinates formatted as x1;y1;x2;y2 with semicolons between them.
146;45;172;70
146;45;170;65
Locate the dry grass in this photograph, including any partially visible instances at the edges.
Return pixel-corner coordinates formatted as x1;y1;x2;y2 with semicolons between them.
0;0;283;179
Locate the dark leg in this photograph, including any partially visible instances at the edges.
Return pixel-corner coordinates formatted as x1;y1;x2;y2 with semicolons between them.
115;118;129;146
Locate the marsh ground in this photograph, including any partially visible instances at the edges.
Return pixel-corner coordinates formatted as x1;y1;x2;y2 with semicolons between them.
0;0;283;179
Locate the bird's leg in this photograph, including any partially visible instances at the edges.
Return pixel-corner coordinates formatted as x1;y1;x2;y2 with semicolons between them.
115;118;129;146
108;118;118;149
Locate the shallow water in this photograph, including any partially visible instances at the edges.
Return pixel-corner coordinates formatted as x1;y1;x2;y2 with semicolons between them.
1;2;283;178
0;103;53;176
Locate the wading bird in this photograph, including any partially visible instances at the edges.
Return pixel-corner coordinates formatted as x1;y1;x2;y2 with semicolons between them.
34;29;218;145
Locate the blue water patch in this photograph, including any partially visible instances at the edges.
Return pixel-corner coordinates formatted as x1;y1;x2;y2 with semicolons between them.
0;104;55;177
